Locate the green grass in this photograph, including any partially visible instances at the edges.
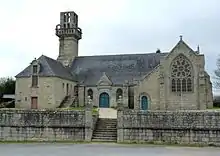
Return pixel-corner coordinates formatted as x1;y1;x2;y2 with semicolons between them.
208;106;220;109
59;107;99;115
0;107;99;115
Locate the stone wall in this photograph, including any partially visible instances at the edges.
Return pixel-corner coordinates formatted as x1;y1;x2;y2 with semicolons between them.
0;109;97;142
15;77;76;109
117;110;220;146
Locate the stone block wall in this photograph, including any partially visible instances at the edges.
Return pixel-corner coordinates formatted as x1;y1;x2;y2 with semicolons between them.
0;109;97;142
117;110;220;146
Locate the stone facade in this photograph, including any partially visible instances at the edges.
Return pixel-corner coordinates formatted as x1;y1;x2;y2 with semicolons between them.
134;41;213;110
15;11;213;110
0;109;97;142
117;110;220;146
15;77;76;109
78;86;128;108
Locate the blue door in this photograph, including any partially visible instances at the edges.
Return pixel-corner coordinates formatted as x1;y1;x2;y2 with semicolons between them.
99;92;110;108
141;96;148;110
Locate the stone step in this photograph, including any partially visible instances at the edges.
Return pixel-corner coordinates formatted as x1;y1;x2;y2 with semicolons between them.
92;139;117;142
97;125;116;127
92;136;117;140
97;121;117;124
96;127;117;131
93;133;117;136
96;122;116;125
98;125;117;127
98;118;117;120
95;126;117;128
92;118;117;142
93;135;117;138
98;119;117;121
98;121;117;123
96;125;117;128
97;123;117;126
98;119;117;122
93;131;117;134
93;134;117;138
94;129;117;133
96;126;117;129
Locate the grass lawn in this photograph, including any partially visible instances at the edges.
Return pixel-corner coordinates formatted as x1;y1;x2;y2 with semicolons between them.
59;107;99;115
208;106;220;109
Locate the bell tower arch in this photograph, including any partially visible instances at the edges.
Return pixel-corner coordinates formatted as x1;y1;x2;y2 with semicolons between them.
56;11;82;66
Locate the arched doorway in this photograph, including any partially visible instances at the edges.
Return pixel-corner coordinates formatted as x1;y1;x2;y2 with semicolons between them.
99;92;110;108
141;96;148;110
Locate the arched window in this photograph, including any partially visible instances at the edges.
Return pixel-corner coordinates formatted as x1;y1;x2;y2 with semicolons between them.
87;89;93;100
171;54;193;92
116;88;123;101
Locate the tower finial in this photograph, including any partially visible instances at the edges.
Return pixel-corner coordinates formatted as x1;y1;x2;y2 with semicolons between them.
197;45;200;53
180;35;183;41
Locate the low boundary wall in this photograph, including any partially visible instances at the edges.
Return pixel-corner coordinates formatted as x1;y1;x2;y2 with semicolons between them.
117;110;220;146
0;109;98;142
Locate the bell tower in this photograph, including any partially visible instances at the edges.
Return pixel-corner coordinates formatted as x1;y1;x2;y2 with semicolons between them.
56;11;82;66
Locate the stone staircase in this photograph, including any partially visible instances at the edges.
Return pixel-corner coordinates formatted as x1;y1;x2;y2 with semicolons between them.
57;96;77;108
92;118;117;142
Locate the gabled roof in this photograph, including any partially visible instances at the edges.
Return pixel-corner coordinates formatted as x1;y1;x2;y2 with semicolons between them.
96;72;113;86
170;37;195;53
15;55;75;81
70;52;167;85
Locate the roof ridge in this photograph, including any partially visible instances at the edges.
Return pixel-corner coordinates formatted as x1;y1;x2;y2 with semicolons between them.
41;55;57;61
76;52;168;58
41;55;56;76
170;39;194;53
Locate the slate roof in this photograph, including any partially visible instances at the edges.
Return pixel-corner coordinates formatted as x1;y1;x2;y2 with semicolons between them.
70;53;167;85
15;55;74;81
16;53;167;85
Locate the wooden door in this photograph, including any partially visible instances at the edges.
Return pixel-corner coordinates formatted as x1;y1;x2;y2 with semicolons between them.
99;92;110;108
31;97;38;109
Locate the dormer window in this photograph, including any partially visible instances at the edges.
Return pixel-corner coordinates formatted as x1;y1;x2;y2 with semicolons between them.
31;58;40;87
31;58;40;74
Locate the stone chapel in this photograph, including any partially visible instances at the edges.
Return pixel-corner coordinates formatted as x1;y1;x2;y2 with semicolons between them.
15;11;213;110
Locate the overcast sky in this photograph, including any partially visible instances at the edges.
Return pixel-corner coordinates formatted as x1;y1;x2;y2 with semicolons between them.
0;0;220;91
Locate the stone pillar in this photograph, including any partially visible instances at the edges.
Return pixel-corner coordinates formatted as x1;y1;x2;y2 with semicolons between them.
86;96;93;111
159;70;166;110
135;97;140;110
117;110;124;143
85;96;93;142
199;73;207;110
123;84;129;108
117;95;124;111
78;86;85;107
